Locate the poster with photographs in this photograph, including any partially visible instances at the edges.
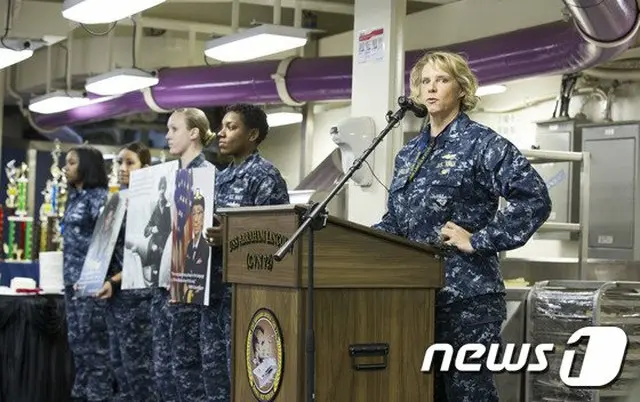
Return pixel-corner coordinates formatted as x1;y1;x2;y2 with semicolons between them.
170;166;215;305
122;161;179;290
75;191;128;297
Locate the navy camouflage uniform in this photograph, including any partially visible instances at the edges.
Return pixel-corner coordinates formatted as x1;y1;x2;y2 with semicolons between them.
106;205;157;402
147;169;181;402
373;112;551;401
145;161;191;402
62;187;114;401
201;151;290;401
103;220;130;402
150;287;178;401
169;152;213;401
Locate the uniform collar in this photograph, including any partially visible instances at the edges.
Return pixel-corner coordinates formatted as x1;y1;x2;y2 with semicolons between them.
179;153;207;169
419;112;471;145
218;151;260;184
68;186;87;197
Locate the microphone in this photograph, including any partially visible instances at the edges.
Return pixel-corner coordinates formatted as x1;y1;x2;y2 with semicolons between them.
398;96;428;118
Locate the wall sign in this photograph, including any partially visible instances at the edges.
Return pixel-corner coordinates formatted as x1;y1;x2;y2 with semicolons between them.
357;27;385;64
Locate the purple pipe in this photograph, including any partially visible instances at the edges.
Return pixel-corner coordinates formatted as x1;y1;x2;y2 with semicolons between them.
35;0;638;130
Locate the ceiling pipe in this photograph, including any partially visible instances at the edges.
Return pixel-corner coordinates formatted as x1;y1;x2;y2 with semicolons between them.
34;0;639;130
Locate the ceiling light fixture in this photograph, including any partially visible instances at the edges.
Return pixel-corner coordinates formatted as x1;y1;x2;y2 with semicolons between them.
0;42;34;69
476;84;507;97
28;90;92;114
85;68;159;96
267;110;303;128
62;0;166;24
204;24;309;62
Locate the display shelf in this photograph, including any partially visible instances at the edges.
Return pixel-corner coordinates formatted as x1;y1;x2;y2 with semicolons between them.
520;149;591;279
525;280;640;402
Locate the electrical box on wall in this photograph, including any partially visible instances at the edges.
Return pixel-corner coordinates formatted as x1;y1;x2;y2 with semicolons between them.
581;122;640;261
532;118;586;240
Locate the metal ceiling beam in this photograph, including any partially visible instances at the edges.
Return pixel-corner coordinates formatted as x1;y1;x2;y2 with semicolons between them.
166;0;354;15
410;0;460;3
118;16;236;35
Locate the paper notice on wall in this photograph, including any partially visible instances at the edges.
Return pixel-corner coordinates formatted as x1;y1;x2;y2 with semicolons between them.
357;27;385;64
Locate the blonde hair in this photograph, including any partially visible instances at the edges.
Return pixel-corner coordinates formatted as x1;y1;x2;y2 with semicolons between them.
172;107;216;147
409;51;480;113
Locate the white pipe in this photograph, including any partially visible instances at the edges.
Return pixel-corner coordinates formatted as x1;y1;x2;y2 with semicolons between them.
46;45;52;93
188;28;197;65
123;16;236;36
584;67;640;80
293;0;302;28
273;0;282;25
521;149;584;162
166;0;353;15
5;67;59;135
475;87;605;114
231;0;240;32
134;15;142;68
66;35;72;91
108;25;115;70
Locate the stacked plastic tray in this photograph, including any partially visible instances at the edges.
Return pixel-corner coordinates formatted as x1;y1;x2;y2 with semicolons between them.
525;280;640;402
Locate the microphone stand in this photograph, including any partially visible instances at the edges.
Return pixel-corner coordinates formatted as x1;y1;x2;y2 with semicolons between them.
273;97;420;402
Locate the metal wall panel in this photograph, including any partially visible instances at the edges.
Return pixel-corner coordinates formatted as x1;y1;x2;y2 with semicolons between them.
582;123;640;260
533;119;584;240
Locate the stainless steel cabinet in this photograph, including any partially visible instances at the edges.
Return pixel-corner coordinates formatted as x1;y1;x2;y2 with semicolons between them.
581;123;640;260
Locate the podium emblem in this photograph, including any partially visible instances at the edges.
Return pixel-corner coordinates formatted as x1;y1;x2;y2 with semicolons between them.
246;308;284;401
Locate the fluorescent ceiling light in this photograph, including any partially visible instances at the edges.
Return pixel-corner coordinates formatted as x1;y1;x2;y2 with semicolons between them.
62;0;166;24
28;90;92;114
205;24;309;62
0;46;33;69
476;84;507;97
267;111;303;127
85;68;159;96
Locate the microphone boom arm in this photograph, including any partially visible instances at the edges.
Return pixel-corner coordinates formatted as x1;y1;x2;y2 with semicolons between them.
271;96;423;402
273;98;415;261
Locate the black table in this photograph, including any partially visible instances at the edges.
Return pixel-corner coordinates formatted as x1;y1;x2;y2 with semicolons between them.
0;294;73;402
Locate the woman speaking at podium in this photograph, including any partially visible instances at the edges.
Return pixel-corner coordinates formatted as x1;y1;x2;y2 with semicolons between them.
372;51;552;401
203;103;290;401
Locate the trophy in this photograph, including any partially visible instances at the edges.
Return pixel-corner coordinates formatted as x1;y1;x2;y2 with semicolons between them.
39;181;54;252
5;160;18;209
109;158;120;193
160;150;167;163
57;172;68;217
49;140;63;213
38;140;67;254
3;159;33;261
15;162;29;217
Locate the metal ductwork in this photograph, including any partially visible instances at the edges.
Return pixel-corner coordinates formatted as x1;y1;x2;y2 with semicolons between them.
34;0;639;130
43;126;84;143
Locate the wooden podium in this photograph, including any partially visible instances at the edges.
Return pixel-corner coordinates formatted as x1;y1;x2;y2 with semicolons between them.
220;205;443;402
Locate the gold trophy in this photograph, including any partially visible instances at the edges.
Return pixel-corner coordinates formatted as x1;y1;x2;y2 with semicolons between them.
39;181;53;252
109;158;120;193
3;160;32;261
